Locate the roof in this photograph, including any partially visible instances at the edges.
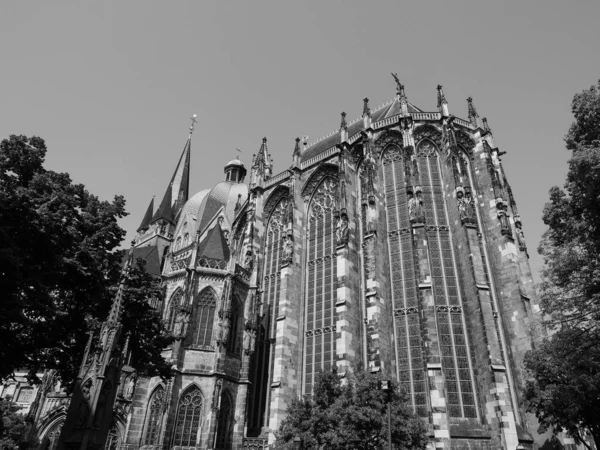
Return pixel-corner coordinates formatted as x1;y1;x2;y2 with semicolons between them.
225;158;245;167
301;97;422;162
137;197;154;232
197;223;230;262
122;245;162;276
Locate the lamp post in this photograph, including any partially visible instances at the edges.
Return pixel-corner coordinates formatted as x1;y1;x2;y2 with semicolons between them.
378;380;393;450
293;436;302;450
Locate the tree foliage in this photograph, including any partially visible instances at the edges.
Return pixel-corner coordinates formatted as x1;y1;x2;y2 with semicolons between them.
273;367;428;450
0;134;172;388
0;398;28;450
523;80;600;448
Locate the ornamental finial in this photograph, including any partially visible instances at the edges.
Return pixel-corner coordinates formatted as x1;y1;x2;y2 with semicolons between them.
467;97;478;119
189;114;198;135
363;98;371;117
340;112;347;131
391;73;403;94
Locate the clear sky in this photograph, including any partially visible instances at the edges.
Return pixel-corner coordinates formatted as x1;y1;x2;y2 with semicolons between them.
1;0;599;280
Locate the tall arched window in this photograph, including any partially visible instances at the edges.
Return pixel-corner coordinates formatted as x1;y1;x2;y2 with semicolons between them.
226;298;243;356
166;290;184;332
172;386;203;447
175;236;182;251
104;425;120;450
142;386;164;446
183;233;190;247
40;421;63;450
381;144;427;417
215;393;233;450
187;288;217;348
416;138;477;419
303;176;338;394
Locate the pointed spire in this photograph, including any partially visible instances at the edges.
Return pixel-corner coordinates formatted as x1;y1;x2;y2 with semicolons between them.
340;112;348;143
252;137;272;183
107;243;135;325
467;97;483;129
170;137;191;216
437;85;449;116
137;196;154;232
391;73;408;116
362;97;371;118
292;137;301;167
482;117;492;134
152;183;173;224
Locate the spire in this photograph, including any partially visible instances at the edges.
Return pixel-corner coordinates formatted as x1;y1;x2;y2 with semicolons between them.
483;117;492;134
170;137;191;216
437;85;449;116
137;197;154;232
362;97;372;130
467;97;483;129
251;137;272;184
340;112;348;143
152;183;173;223
106;244;135;326
392;73;408;116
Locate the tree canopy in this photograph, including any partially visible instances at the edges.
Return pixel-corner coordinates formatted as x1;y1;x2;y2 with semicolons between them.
0;398;28;450
273;367;428;450
0;134;172;388
523;80;600;448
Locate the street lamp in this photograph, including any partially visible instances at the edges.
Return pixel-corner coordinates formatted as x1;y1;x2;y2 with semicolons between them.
293;436;302;450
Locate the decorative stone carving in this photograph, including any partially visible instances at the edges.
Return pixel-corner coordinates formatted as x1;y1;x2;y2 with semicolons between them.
243;250;253;271
497;201;512;236
282;234;294;264
335;214;349;246
75;378;93;427
408;188;425;224
244;327;257;356
217;311;231;346
124;373;137;400
212;378;223;411
172;305;191;339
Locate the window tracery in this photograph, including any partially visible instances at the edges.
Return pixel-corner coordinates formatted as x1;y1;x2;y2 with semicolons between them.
187;288;217;348
172;386;203;447
166;290;184;332
142;386;164;446
215;393;233;449
304;176;338;394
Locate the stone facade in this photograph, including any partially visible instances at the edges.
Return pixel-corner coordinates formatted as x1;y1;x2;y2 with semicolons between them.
25;82;561;450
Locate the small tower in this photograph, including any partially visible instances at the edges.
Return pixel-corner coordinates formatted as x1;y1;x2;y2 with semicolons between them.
362;97;372;130
250;137;272;187
224;157;247;183
467;96;483;130
292;137;301;168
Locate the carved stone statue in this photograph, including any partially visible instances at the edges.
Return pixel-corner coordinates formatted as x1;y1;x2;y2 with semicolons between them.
217;313;231;346
173;307;190;339
516;225;527;251
125;373;137;400
457;190;468;222
212;378;223;411
335;214;349;246
243;250;253;270
244;328;256;355
282;234;294;264
76;379;93;427
464;191;476;224
409;190;424;224
497;203;512;236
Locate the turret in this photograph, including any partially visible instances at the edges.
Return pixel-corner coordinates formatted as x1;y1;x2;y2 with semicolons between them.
292;137;301;168
362;97;372;130
467;96;483;130
340;112;348;143
250;137;272;187
224;157;247;183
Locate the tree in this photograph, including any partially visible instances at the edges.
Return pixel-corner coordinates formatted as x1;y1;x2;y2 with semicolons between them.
273;366;428;450
0;134;172;388
0;398;28;450
523;80;600;448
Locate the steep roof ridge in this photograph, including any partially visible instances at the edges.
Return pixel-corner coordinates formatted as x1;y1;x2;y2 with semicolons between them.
137;196;155;232
305;97;398;149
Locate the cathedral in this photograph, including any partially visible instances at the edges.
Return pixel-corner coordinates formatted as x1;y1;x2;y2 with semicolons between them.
26;80;548;450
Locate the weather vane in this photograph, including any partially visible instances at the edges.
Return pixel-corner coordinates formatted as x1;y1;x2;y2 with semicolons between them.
391;73;403;93
189;114;198;135
235;148;242;159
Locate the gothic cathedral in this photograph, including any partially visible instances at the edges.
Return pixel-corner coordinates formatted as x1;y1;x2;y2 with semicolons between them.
31;81;544;450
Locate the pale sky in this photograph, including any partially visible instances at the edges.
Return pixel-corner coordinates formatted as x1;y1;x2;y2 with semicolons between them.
1;0;599;281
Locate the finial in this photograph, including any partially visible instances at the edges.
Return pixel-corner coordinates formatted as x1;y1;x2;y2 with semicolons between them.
363;98;371;117
340;112;347;131
235;148;242;159
437;85;447;108
467;97;478;118
293;137;301;157
189;114;198;135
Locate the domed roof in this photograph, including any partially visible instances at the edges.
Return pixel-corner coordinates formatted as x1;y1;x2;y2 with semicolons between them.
225;158;245;168
172;181;248;242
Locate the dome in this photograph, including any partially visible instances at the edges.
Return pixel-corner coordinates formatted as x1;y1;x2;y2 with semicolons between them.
225;158;245;168
172;181;248;246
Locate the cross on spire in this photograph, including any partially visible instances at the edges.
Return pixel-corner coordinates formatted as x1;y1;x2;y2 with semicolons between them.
189;114;198;135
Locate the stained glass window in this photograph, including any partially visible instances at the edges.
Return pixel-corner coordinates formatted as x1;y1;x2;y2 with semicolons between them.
142;386;164;446
381;145;427;416
172;386;203;447
215;394;233;449
187;288;216;348
304;177;338;395
166;290;184;332
417;139;477;419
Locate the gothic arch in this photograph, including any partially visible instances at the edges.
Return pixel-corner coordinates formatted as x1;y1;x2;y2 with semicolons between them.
455;129;476;155
187;287;218;348
374;130;404;155
262;185;289;222
413;124;443;149
227;296;244;356
141;385;165;447
416;138;439;156
301;163;338;197
172;384;205;447
37;417;64;450
165;288;184;330
215;391;235;450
